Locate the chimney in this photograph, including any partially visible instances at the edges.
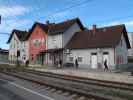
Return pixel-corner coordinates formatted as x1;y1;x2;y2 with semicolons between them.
92;24;97;33
46;20;50;24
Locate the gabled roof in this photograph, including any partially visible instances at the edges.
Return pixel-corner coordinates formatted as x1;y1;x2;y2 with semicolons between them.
48;18;84;35
7;29;28;43
25;22;49;40
26;18;84;39
66;24;131;49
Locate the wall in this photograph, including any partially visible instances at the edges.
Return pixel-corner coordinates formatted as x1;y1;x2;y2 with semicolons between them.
66;48;115;69
20;40;29;63
29;25;47;63
47;34;63;49
115;34;128;65
47;22;82;65
63;23;82;47
128;32;133;57
9;33;21;62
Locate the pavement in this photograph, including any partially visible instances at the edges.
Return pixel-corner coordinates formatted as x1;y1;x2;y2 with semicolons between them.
0;73;72;100
29;65;133;84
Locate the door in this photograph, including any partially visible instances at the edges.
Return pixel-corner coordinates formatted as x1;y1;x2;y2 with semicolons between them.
103;52;109;67
91;53;97;69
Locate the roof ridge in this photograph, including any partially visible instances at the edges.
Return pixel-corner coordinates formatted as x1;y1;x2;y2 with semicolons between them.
51;17;79;26
91;24;125;30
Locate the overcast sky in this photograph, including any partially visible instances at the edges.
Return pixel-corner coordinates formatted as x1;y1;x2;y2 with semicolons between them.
0;0;133;49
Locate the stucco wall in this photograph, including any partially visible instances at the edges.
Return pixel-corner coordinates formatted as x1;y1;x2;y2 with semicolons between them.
47;22;81;50
63;23;82;47
128;33;133;57
9;33;21;62
47;34;63;49
115;34;128;65
66;48;115;69
29;25;47;63
20;40;29;63
47;22;82;65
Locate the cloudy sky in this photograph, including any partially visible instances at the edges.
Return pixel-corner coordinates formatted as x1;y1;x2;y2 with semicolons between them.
0;0;133;49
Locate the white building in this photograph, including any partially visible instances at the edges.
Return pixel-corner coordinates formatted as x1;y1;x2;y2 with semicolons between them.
7;29;29;64
46;18;84;66
65;24;131;69
128;32;133;57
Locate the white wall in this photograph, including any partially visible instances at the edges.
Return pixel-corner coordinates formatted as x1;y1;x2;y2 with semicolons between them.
9;33;21;62
9;33;29;64
47;22;82;65
66;48;115;69
47;22;82;50
128;32;133;57
20;40;29;63
63;23;82;47
47;34;63;49
115;34;128;65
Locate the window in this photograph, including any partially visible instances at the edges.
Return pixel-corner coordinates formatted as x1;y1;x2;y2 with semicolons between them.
120;39;122;47
78;57;82;62
91;53;97;55
53;39;56;44
17;41;19;48
10;44;12;48
52;36;56;43
52;36;55;40
22;49;25;52
44;39;46;45
23;43;25;47
23;55;26;60
31;54;34;60
103;52;109;54
36;32;39;35
33;39;40;46
69;57;73;61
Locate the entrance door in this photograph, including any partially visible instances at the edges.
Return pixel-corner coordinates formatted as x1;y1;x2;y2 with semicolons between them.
91;53;97;69
103;52;109;67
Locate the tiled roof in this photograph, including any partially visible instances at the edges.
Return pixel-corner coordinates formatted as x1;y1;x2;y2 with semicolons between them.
48;18;84;35
26;18;84;39
7;29;28;43
66;24;131;49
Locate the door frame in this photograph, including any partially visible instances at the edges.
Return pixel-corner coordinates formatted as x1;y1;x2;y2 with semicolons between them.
103;52;109;67
91;53;98;69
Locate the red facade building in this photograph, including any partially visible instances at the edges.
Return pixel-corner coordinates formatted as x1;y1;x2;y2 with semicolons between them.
28;22;49;64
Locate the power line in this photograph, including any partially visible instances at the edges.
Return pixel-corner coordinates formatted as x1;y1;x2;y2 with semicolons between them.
44;0;93;19
42;0;133;26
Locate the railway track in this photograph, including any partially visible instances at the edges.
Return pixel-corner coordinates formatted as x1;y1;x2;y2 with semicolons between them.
0;68;133;100
24;69;133;91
